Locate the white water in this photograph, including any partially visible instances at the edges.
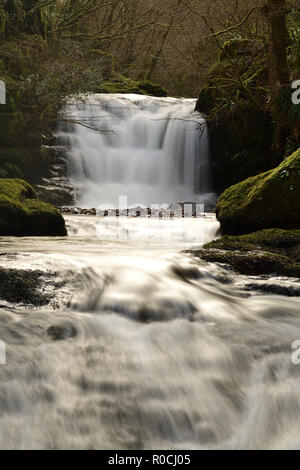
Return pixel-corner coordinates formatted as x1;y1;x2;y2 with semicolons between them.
0;216;300;450
1;95;300;450
59;94;215;208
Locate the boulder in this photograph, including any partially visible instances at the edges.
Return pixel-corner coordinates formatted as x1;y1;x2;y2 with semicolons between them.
0;178;67;236
216;148;300;235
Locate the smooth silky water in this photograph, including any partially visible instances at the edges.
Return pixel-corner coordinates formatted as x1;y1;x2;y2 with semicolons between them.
60;94;214;208
0;95;300;450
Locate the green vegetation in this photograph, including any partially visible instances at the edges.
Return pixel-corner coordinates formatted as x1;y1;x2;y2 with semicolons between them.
0;0;300;221
190;228;300;277
96;77;167;96
216;148;300;235
0;179;66;236
196;6;300;193
0;2;170;182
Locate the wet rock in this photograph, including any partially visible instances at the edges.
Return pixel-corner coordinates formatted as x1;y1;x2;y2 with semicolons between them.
59;207;98;216
244;283;300;297
47;321;77;341
189;229;300;277
171;265;202;282
0;268;51;305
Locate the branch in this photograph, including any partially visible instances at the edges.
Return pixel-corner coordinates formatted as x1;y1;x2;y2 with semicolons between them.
58;118;114;134
207;7;260;40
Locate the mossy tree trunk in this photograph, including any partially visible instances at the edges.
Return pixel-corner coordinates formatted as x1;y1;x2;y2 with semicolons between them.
264;0;290;155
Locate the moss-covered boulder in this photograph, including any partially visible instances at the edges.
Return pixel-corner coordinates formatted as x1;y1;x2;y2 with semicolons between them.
216;149;300;235
189;229;300;277
0;179;67;236
96;77;167;97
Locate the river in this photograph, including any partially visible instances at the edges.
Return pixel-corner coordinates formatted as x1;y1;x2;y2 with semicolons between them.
0;94;300;450
0;215;300;449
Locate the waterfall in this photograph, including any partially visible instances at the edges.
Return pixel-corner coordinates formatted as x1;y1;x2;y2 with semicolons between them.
58;94;215;209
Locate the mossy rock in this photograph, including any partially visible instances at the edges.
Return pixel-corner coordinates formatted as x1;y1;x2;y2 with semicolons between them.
138;81;167;97
96;78;167;97
0;268;51;305
189;229;300;277
0;178;67;236
216;149;300;235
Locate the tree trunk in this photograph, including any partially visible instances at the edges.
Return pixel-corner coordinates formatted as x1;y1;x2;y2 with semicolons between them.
264;0;289;155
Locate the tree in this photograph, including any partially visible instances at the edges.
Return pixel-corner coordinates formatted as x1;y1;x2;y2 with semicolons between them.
264;0;289;107
264;0;290;153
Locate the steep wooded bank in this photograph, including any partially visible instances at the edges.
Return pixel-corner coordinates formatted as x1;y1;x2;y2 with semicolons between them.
0;1;169;184
196;1;300;193
192;1;300;273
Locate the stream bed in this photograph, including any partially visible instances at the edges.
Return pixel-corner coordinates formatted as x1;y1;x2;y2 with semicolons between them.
0;215;300;449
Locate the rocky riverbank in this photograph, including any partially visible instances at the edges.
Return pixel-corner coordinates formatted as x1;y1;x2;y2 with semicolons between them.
190;148;300;278
189;229;300;278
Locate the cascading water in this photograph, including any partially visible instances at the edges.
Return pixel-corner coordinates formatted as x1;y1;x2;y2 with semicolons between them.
1;94;300;451
58;94;215;208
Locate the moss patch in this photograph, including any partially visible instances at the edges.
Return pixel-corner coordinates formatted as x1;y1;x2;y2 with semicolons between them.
0;268;51;305
189;228;300;277
0;178;67;236
216;149;300;235
96;77;167;97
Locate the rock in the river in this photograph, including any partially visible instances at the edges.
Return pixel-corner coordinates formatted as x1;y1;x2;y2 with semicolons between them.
0;179;67;236
189;229;300;277
216;148;300;235
0;268;51;305
47;322;77;341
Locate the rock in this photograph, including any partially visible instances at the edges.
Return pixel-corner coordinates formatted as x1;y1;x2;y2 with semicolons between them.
244;283;300;297
47;322;77;341
0;179;67;236
36;186;74;206
0;268;51;305
216;148;300;235
189;229;300;277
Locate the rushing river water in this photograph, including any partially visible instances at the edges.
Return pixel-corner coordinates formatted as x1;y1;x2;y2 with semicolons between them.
0;215;300;450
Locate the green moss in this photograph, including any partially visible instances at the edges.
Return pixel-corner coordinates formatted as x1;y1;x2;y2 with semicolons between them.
0;268;51;305
216;148;300;235
138;81;167;97
203;229;300;253
219;38;251;62
95;77;167;97
190;228;300;277
0;178;67;236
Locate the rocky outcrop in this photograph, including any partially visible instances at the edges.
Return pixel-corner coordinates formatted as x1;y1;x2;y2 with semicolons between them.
0;178;67;236
216;148;300;235
189;229;300;277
